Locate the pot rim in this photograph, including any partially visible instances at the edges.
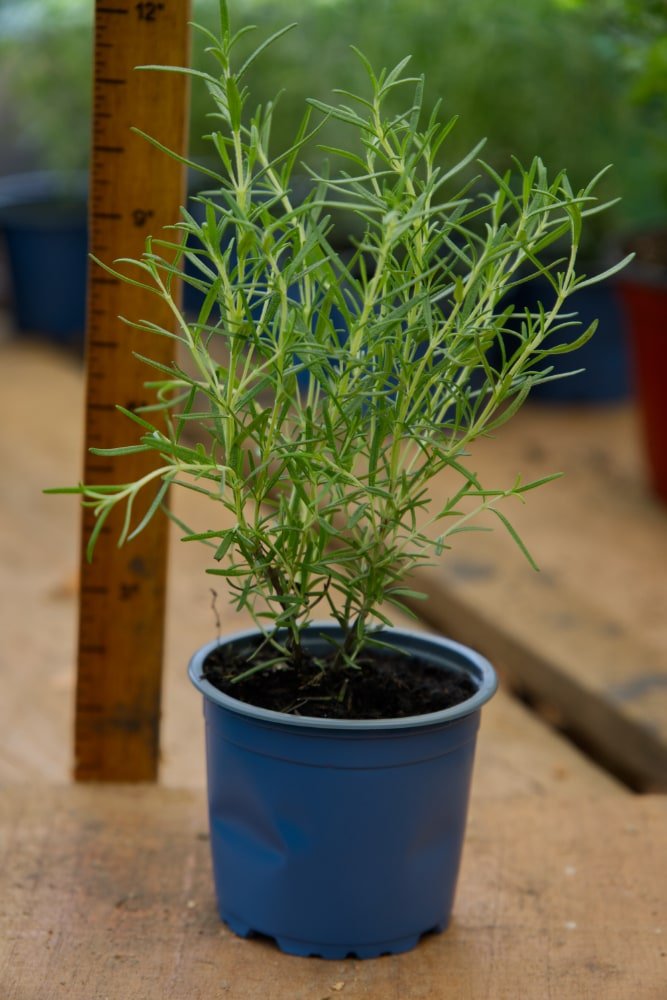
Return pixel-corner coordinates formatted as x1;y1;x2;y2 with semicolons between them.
188;623;497;732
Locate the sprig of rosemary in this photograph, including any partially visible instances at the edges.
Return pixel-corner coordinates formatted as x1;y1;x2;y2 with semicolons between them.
49;0;630;672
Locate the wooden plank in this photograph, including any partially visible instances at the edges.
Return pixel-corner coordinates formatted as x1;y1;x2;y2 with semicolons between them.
75;1;190;781
0;786;664;999
406;403;667;791
0;343;83;783
445;402;667;651
411;551;667;792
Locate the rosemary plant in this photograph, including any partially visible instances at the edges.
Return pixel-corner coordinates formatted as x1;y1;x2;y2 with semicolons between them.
54;1;629;675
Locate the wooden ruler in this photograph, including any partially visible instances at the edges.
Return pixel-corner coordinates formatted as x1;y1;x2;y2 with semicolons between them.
76;1;190;780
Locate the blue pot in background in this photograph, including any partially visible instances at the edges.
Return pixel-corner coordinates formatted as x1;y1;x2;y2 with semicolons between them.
507;271;631;402
182;195;351;392
0;172;88;347
189;623;497;959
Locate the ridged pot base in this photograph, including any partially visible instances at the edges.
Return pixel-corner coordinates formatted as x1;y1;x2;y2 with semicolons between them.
223;912;448;959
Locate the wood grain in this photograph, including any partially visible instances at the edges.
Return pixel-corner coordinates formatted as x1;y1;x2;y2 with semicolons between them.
1;786;664;999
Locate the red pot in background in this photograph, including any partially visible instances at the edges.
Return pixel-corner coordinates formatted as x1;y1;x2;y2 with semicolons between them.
619;271;667;504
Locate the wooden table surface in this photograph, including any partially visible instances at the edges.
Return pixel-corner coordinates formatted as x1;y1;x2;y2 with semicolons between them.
2;786;665;1000
1;337;665;998
407;401;667;792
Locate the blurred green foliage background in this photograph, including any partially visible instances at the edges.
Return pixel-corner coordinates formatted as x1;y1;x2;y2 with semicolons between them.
0;0;664;242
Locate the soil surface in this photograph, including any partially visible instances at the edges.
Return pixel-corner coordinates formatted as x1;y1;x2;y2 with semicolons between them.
202;642;477;720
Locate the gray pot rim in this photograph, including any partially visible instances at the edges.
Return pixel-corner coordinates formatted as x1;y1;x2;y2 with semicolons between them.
188;623;497;732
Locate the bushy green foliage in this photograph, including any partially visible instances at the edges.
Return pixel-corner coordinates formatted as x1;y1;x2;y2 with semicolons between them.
52;2;628;671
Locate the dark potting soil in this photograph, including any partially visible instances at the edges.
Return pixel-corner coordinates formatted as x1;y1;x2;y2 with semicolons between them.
202;644;477;720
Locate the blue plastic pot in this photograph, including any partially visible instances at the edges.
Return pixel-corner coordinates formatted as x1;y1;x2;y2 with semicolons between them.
0;172;88;345
188;624;497;958
507;273;631;402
